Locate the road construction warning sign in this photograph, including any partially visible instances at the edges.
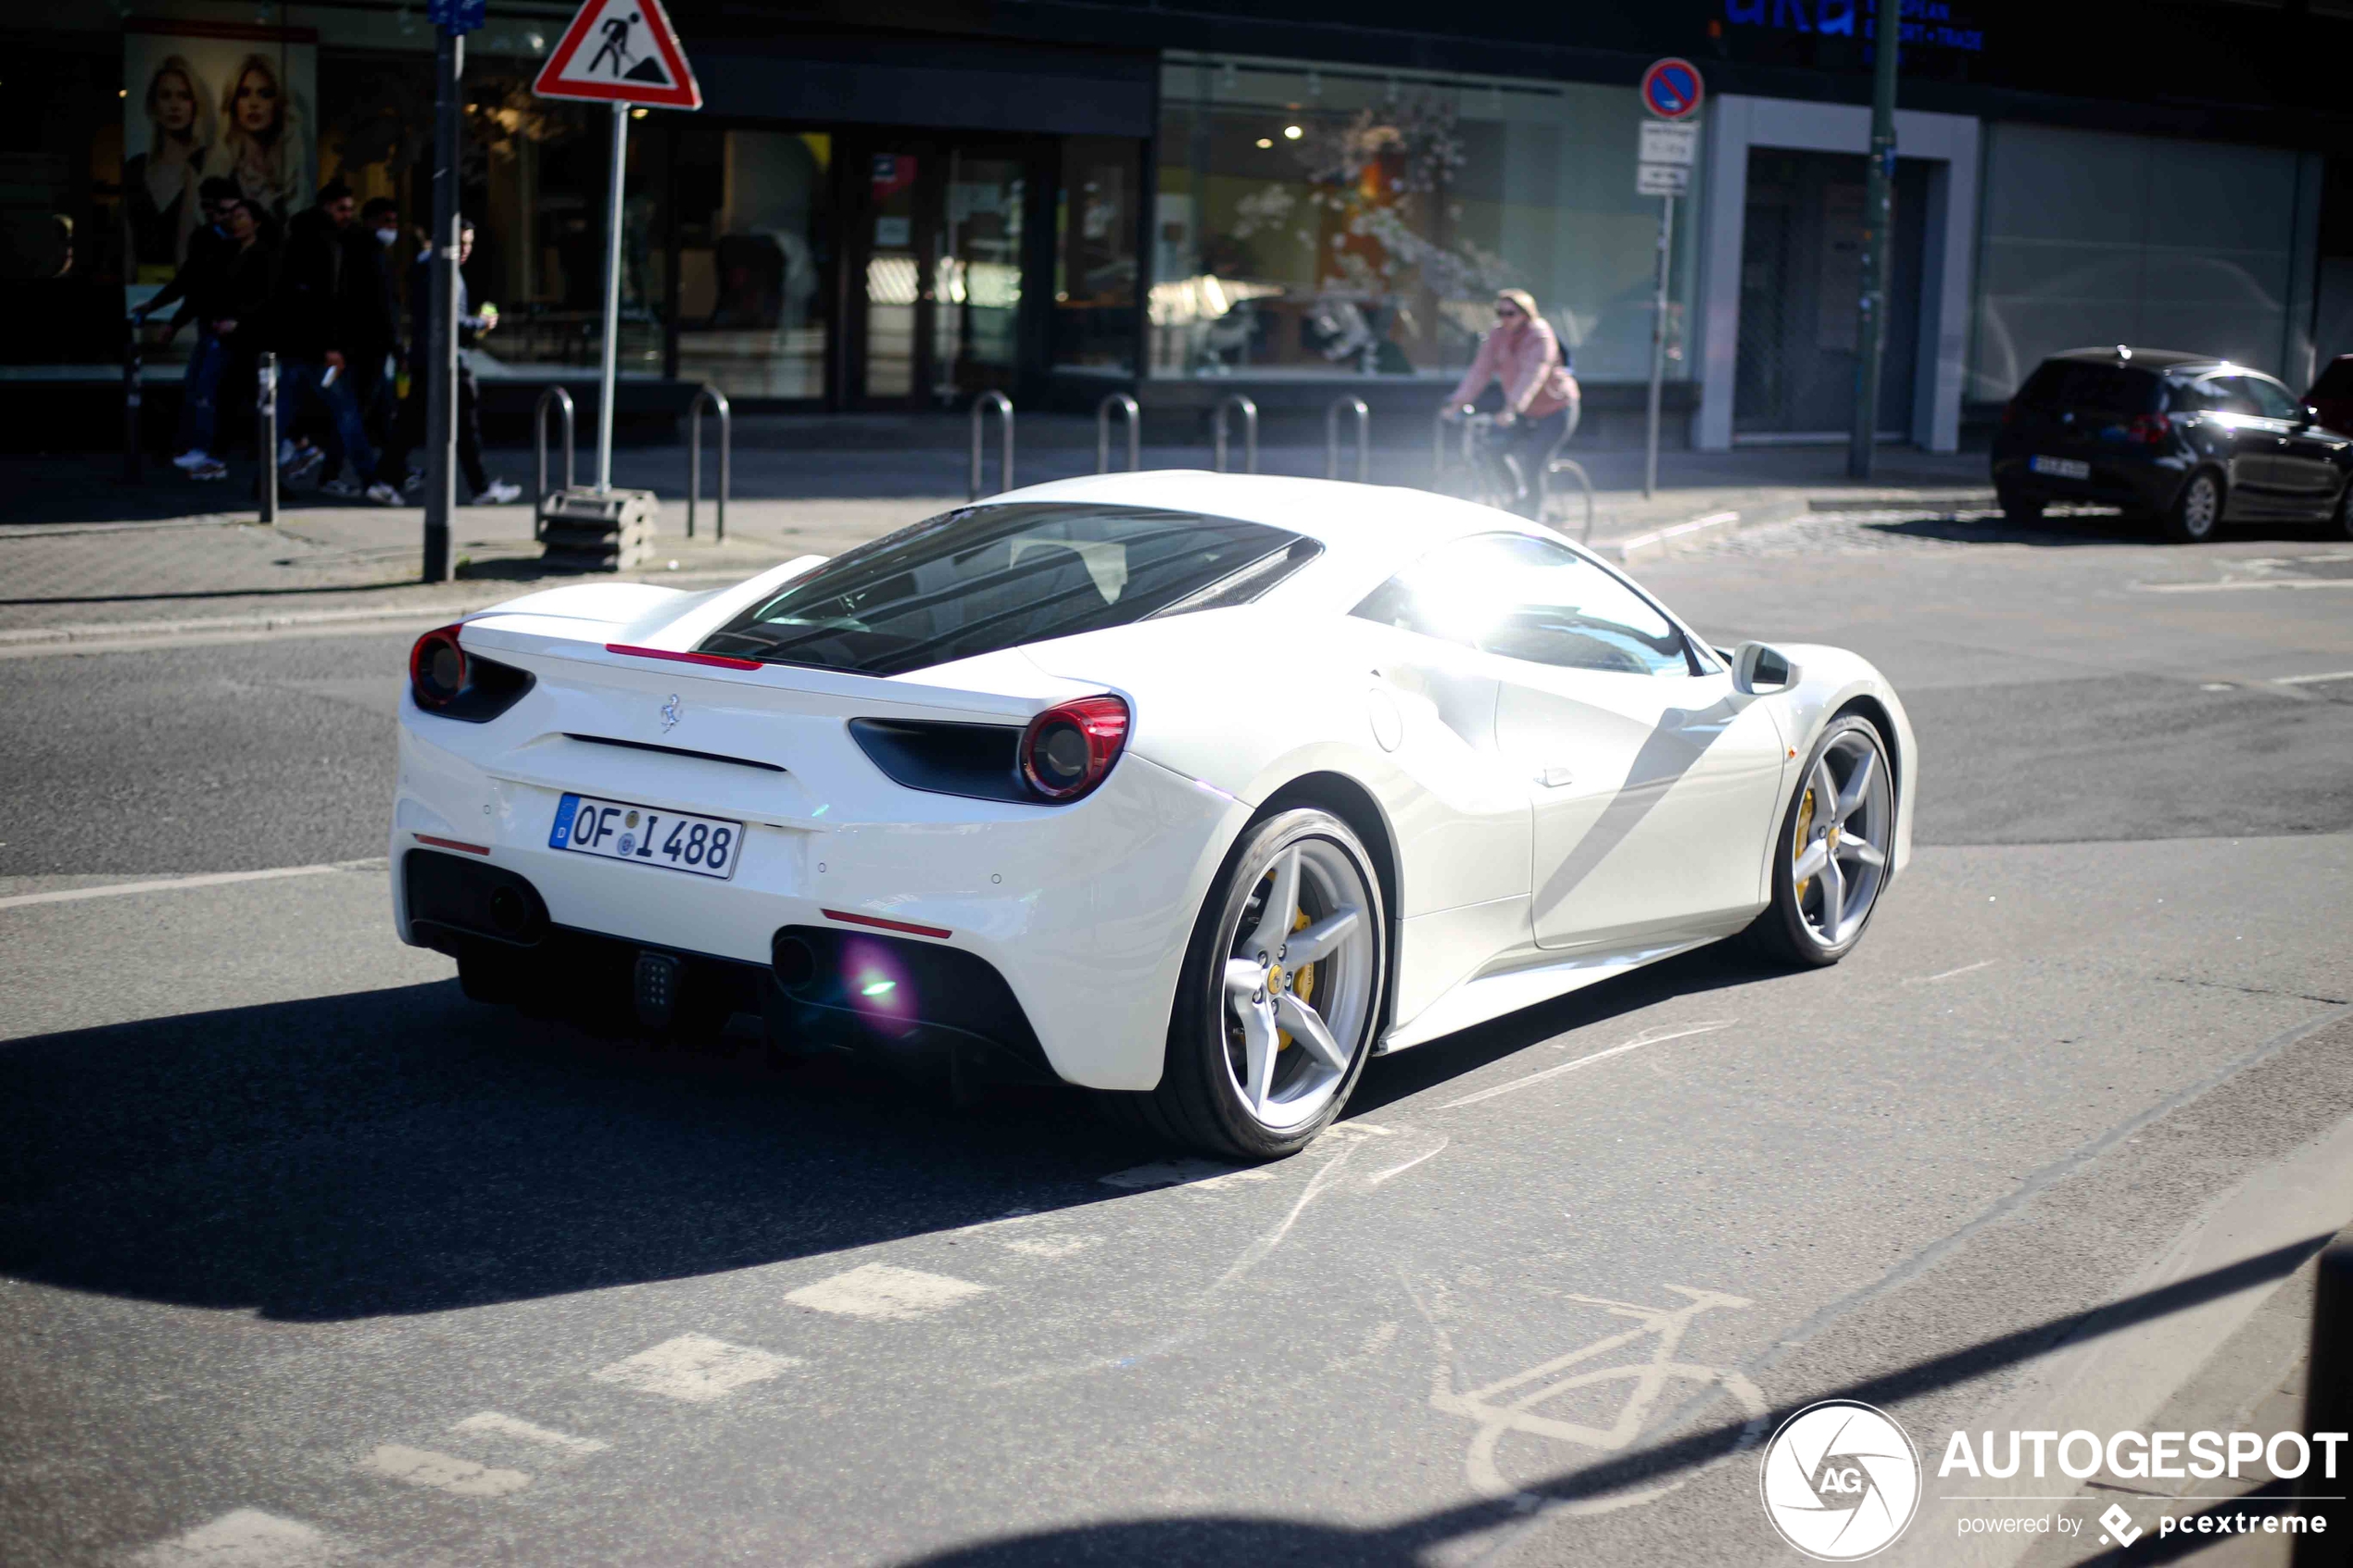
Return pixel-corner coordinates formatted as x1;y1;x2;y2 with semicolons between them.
534;0;701;108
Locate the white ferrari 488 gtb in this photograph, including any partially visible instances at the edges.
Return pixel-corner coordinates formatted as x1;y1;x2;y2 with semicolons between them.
392;472;1914;1160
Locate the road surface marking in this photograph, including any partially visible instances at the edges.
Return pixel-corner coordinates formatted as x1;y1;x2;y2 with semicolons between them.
450;1411;610;1460
1906;959;1996;984
2136;578;2353;593
590;1334;800;1402
0;858;384;911
1001;1234;1102;1259
786;1262;988;1322
1099;1159;1277;1193
130;1509;346;1566
356;1444;531;1498
1440;1021;1737;1110
1367;1139;1450;1186
2275;669;2353;685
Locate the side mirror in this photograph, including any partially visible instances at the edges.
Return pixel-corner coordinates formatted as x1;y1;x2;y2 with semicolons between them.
1732;641;1800;695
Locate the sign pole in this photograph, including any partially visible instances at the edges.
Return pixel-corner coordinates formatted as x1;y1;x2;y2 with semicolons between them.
1848;0;1902;480
1645;194;1674;501
422;22;463;583
597;101;626;494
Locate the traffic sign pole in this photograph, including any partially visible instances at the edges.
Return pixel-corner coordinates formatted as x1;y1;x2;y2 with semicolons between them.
1634;60;1701;501
597;103;625;493
422;21;464;583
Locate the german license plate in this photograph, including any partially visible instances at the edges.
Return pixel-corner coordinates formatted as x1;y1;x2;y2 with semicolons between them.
2030;454;2090;480
550;794;742;880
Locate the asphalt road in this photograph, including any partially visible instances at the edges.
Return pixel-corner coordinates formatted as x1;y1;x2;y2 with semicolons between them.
3;508;2351;1567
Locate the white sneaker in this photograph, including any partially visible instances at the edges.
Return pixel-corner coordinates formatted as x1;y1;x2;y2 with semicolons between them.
276;438;299;468
472;479;522;506
366;482;402;506
190;460;228;481
171;449;208;470
321;477;364;498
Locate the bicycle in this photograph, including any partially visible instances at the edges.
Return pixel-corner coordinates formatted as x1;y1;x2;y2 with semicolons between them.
1430;404;1596;544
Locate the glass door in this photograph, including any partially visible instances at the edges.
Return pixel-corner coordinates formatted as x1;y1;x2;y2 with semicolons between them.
845;136;1040;408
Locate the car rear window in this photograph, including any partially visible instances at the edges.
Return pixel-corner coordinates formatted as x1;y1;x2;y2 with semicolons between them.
699;502;1307;676
2016;361;2161;415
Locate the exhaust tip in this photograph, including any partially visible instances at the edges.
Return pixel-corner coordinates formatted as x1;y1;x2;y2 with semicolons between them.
771;933;817;990
487;884;530;937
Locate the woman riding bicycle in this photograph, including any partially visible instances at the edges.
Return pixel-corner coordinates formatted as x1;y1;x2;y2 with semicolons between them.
1441;290;1579;519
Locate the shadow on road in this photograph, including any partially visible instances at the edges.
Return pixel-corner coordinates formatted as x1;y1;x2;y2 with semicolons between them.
0;943;1772;1323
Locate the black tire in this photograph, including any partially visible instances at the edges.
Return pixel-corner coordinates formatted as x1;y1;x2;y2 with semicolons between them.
1744;715;1895;969
2162;468;2224;544
1997;484;2044;527
2330;481;2353;543
1100;807;1388;1161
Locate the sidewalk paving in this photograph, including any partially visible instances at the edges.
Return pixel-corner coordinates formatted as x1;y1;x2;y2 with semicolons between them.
2;431;1994;645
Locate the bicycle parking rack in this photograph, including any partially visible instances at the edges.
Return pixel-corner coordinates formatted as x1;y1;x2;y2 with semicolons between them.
970;391;1013;499
1097;392;1139;473
1214;393;1258;474
1326;395;1368;483
533;386;576;542
687;383;731;542
255;353;278;524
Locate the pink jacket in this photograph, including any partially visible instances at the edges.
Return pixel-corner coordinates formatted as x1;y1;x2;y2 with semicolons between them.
1448;317;1576;420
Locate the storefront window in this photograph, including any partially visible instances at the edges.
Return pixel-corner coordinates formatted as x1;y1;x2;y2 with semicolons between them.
1054;136;1139;373
674;128;833;401
1154;53;1698;383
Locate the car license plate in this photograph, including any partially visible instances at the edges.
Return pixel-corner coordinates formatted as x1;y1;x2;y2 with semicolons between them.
549;794;743;880
2030;454;2090;480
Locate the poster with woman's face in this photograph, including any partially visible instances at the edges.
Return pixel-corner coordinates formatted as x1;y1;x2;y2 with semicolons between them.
121;24;315;287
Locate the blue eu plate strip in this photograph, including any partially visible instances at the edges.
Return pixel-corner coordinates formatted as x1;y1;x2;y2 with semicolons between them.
549;793;581;848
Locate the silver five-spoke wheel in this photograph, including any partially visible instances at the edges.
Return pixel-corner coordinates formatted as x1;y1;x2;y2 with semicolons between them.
1749;716;1895;966
1220;835;1378;1134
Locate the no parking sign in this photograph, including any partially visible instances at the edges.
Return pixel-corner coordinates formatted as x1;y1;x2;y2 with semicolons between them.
1640;57;1704;120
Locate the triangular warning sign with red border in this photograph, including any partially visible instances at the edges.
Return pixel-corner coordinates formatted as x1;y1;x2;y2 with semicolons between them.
534;0;701;108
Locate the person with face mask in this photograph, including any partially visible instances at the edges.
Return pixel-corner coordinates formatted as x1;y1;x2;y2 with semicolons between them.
371;219;520;507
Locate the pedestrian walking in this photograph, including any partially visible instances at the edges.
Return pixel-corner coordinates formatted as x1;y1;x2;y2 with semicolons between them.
1441;289;1579;520
345;196;404;477
269;180;378;496
182;194;275;480
135;177;241;476
373;217;519;507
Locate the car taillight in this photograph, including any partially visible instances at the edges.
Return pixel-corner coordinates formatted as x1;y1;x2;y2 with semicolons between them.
1999;400;2018;428
2126;411;2172;445
1020;695;1129;803
410;624;467;709
409;623;535;722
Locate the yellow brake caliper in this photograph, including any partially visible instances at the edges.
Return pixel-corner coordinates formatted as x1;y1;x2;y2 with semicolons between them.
1793;785;1818;903
1276;909;1315;1049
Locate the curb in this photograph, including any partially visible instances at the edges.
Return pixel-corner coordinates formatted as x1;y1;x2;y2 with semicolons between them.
1606;496;1810;564
0;571;749;651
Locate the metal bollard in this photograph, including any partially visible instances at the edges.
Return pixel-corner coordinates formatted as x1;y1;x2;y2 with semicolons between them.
2297;1229;2353;1562
1097;392;1139;474
1213;393;1258;475
256;353;278;524
687;383;732;542
534;386;575;541
1325;395;1369;483
970;390;1013;499
123;326;144;483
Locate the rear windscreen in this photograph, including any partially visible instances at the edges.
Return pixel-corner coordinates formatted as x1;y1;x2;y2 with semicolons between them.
2016;362;2161;414
698;502;1304;676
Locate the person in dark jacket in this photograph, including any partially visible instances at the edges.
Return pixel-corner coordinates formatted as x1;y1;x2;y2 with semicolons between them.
345;196;405;472
136;178;241;473
371;217;519;506
268;181;377;494
173;195;276;480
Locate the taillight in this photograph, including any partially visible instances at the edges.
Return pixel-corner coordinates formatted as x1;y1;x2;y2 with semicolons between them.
409;622;534;723
1020;695;1129;803
1999;400;2018;429
2126;411;2172;445
410;624;467;709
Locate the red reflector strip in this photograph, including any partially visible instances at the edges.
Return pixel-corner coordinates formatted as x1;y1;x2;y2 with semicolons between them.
605;643;764;671
413;834;491;855
821;908;953;939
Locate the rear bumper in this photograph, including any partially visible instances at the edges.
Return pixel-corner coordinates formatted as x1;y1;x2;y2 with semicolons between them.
391;701;1244;1090
1991;445;2186;512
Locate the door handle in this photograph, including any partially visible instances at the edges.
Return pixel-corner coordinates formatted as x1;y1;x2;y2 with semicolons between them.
1535;766;1575;789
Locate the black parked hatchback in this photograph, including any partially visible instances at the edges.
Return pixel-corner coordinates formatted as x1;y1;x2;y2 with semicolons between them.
1991;346;2353;543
